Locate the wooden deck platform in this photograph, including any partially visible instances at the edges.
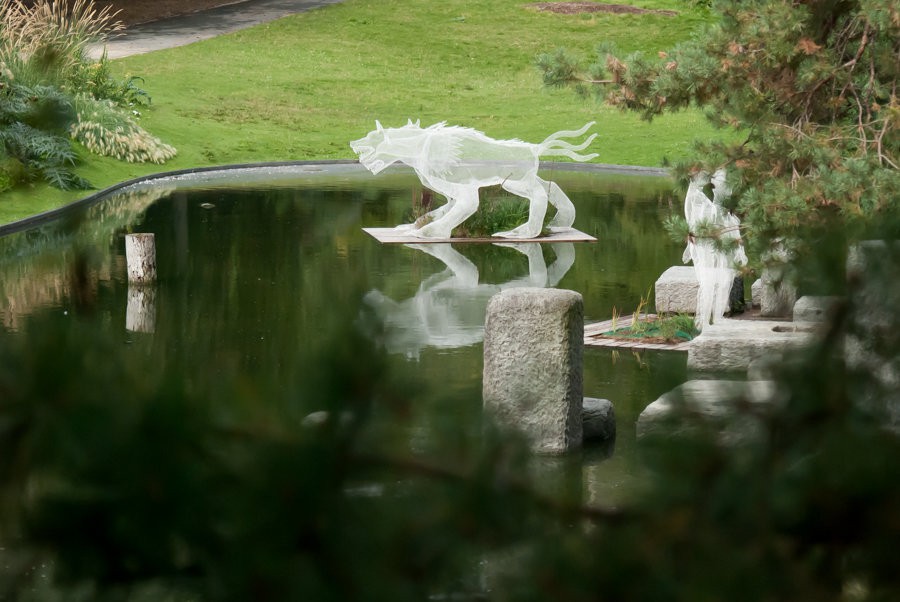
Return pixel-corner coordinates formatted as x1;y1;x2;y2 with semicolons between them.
363;226;596;244
584;313;693;352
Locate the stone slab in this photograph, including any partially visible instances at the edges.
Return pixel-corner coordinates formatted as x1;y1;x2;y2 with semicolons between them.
687;318;818;372
793;295;841;323
483;288;584;454
637;379;779;441
363;226;596;245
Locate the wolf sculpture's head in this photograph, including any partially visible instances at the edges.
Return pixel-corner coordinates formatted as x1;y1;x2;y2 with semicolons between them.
350;119;423;174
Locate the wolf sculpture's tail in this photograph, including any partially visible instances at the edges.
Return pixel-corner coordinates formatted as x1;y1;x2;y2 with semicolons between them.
537;122;598;162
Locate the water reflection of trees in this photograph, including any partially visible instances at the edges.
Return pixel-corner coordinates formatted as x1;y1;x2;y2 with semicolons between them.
0;184;173;330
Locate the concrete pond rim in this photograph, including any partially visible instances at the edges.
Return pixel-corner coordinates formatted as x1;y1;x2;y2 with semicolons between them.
0;160;671;237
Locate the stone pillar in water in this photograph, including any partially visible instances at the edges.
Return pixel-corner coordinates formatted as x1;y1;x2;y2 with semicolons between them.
483;288;583;454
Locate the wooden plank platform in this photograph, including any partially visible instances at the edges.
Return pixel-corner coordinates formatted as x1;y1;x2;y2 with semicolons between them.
363;226;596;244
584;313;693;352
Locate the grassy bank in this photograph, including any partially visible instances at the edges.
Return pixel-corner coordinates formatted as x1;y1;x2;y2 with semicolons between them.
1;0;719;225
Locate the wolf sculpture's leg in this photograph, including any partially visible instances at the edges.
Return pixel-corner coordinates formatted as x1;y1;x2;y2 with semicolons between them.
544;180;576;229
396;197;454;232
413;185;479;239
494;178;549;239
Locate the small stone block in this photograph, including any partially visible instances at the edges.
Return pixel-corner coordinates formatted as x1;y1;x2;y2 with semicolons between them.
483;288;584;454
654;266;698;314
583;397;615;442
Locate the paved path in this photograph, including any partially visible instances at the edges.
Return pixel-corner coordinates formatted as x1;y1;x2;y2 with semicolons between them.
89;0;343;59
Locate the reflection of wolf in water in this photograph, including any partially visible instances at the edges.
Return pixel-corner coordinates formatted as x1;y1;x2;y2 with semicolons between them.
362;243;575;360
350;121;598;239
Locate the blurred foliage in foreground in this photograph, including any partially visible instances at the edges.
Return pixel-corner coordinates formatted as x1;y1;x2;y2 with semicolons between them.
2;234;900;601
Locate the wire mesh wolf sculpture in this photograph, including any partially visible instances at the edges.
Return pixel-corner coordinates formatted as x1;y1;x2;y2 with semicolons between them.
350;120;598;238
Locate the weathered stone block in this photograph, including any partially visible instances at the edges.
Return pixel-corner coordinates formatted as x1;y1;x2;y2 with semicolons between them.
654;266;698;314
750;278;762;308
760;265;797;317
483;288;583;455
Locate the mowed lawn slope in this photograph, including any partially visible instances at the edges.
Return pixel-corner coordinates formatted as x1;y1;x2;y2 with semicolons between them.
2;0;719;224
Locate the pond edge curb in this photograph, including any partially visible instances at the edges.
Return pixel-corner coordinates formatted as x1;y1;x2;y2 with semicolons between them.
0;160;670;237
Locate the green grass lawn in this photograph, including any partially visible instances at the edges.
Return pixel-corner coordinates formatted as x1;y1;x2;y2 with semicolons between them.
1;0;720;226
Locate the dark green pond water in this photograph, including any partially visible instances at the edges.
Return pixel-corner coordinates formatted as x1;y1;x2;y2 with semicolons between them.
0;164;688;504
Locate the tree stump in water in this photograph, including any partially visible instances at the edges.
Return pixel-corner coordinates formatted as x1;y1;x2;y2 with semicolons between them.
125;233;156;284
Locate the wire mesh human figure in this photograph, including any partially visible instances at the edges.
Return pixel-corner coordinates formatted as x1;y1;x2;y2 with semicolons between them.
683;169;747;328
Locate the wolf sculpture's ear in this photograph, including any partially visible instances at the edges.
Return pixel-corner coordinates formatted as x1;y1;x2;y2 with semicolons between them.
375;120;384;132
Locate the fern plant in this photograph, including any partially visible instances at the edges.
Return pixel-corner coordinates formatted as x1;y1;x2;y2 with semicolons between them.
1;121;90;190
0;83;90;190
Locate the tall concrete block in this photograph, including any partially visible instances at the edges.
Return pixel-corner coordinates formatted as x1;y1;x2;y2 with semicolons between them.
483;288;583;455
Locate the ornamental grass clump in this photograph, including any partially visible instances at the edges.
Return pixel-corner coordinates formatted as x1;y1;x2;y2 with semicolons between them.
71;97;177;163
0;0;121;86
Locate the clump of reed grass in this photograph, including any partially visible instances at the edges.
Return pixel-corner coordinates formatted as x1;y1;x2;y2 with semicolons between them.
71;96;177;164
604;289;700;343
0;0;122;85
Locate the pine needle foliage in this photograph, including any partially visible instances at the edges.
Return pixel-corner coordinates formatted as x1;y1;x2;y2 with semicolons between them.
2;230;900;599
538;0;900;263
